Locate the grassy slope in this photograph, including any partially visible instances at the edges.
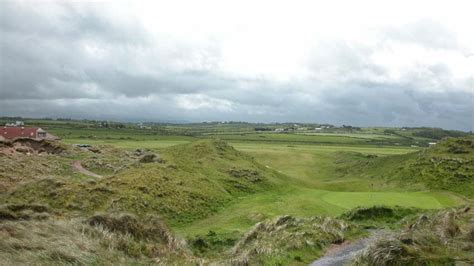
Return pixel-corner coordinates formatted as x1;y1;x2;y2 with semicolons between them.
337;137;474;197
177;140;465;237
2;140;281;225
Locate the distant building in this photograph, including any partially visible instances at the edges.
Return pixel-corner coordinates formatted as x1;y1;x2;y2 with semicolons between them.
275;128;285;132
5;121;24;127
428;142;437;146
0;127;51;141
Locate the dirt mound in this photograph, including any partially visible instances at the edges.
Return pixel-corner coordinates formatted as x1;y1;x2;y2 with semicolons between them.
0;138;65;156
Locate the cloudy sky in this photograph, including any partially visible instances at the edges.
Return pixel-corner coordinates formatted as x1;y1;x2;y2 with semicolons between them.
0;0;473;130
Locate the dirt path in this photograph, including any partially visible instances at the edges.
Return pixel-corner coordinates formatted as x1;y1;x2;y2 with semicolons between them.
311;230;384;266
72;160;102;178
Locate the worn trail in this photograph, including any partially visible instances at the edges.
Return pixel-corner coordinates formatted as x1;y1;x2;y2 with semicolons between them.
311;230;384;266
72;160;102;178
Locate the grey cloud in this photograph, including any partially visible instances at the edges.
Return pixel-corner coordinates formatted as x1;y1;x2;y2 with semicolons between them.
0;1;472;131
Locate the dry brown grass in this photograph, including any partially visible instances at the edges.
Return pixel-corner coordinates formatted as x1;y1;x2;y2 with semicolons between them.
0;213;200;265
229;215;355;265
353;207;474;265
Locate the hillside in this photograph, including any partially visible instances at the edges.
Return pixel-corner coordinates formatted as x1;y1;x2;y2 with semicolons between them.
338;137;474;197
2;139;279;224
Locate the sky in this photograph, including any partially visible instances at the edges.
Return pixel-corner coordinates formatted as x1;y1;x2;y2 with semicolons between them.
0;0;473;130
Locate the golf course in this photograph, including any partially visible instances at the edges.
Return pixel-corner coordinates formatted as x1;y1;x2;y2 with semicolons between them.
0;119;472;264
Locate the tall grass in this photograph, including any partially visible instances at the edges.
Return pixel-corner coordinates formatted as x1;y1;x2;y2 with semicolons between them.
353;207;474;265
230;215;357;265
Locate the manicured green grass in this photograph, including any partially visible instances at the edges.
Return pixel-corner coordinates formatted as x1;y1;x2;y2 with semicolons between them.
322;191;446;209
175;186;461;237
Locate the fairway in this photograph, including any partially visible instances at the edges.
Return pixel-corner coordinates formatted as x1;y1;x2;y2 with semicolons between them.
322;191;446;209
176;187;461;236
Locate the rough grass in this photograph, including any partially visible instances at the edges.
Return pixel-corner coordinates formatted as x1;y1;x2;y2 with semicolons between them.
2;139;280;225
0;150;77;193
0;213;197;265
353;206;474;265
228;215;361;265
337;137;474;197
341;206;420;223
0;204;51;221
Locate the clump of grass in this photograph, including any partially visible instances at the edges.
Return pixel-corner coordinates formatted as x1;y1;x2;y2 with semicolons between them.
189;230;240;257
353;206;474;265
353;236;420;265
87;212;188;254
229;215;360;265
0;204;51;221
0;214;198;265
439;211;460;239
0;219;103;265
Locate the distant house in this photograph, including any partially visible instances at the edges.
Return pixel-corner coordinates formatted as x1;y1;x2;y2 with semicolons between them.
5;121;24;127
0;127;49;141
428;142;437;146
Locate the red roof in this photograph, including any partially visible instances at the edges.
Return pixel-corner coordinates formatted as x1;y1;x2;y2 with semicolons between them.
0;127;40;140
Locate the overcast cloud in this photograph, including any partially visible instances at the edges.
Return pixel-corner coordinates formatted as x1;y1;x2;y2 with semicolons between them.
0;0;473;130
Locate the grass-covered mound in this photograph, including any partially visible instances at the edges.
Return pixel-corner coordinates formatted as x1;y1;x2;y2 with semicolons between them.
341;206;420;226
353;206;474;265
338;137;474;197
229;215;361;265
3;139;279;224
0;140;74;193
0;212;196;265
